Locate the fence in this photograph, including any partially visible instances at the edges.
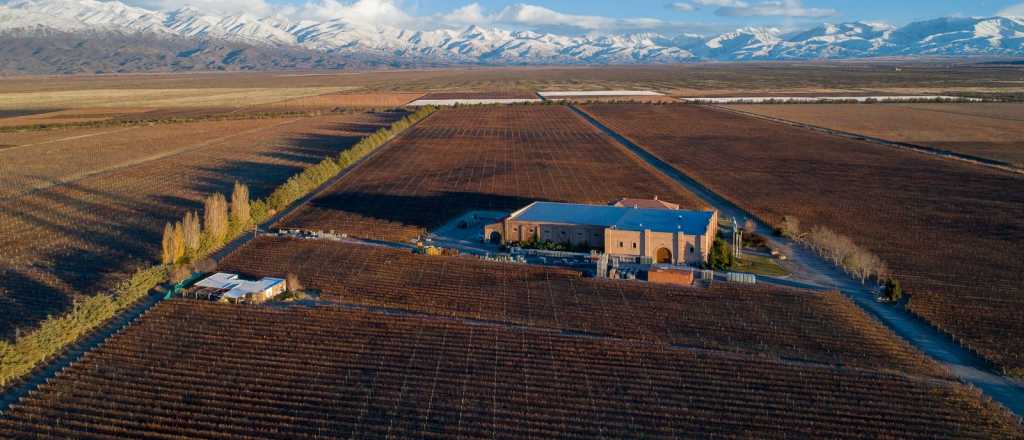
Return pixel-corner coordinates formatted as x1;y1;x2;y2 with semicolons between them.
726;272;757;284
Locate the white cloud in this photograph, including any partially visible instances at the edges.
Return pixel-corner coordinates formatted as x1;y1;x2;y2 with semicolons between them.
716;0;836;17
432;3;668;32
281;0;414;25
694;0;748;6
670;3;696;12
440;3;488;26
489;4;663;31
999;3;1024;17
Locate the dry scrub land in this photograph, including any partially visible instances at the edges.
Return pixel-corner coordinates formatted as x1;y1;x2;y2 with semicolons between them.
2;299;1019;439
219;237;943;376
279;105;706;241
732;103;1024;168
582;103;1024;375
0;111;403;340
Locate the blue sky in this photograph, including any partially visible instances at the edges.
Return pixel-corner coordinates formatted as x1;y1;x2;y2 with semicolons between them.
134;0;1024;34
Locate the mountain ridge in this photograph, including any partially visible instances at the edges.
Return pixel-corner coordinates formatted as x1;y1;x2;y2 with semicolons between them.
1;0;1022;73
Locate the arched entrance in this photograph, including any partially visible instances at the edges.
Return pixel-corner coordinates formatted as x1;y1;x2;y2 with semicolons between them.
656;247;672;264
489;231;503;245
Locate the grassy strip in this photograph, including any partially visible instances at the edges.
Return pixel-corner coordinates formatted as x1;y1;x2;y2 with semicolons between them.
0;106;436;390
0;266;167;388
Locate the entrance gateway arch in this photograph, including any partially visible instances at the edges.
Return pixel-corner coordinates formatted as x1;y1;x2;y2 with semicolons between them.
656;247;672;264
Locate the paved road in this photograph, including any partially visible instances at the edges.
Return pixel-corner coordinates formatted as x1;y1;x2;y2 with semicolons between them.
570;104;1024;418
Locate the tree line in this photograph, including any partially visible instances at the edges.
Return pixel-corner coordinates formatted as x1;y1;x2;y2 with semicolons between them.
778;215;891;286
161;181;251;266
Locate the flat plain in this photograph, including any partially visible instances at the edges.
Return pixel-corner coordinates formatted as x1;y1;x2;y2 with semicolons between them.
582;103;1024;374
4;63;1023;98
1;66;1023;437
0;110;404;340
279;105;706;241
3;299;1020;439
731;103;1024;167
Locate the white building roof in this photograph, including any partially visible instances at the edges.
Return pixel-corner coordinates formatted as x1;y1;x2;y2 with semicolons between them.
223;278;285;300
195;272;285;299
195;272;239;289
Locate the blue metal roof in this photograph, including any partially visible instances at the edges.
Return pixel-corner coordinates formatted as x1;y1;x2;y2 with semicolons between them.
511;202;714;235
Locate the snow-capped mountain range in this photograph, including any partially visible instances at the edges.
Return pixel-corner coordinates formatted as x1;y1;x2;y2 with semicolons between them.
1;0;1023;69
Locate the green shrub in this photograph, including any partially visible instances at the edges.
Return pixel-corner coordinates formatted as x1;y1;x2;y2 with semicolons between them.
885;278;903;302
707;238;735;270
0;266;166;388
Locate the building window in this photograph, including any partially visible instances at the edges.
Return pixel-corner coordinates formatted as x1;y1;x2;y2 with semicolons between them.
618;241;624;248
689;245;696;254
632;242;637;249
561;231;566;235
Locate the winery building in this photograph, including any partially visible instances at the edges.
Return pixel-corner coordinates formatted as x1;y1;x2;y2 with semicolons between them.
485;200;719;265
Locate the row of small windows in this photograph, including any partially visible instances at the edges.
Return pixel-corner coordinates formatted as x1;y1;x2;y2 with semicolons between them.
525;227;697;253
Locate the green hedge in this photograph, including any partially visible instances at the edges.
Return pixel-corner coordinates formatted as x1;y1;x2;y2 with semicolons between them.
0;266;167;388
0;106;436;390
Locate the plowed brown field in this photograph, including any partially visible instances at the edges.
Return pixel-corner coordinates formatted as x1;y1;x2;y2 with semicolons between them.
217;237;945;376
278;105;706;241
731;103;1024;168
3;300;1019;439
0;111;404;340
582;103;1024;376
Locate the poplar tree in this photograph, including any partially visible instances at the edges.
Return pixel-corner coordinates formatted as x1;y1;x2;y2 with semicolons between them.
231;181;251;226
204;193;229;244
172;221;185;262
161;223;174;265
183;211;201;254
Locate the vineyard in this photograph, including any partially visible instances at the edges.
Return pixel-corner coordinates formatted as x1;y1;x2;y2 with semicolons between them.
0;111;405;340
731;103;1024;168
278;105;706;241
582;103;1024;375
217;237;945;376
2;300;1019;439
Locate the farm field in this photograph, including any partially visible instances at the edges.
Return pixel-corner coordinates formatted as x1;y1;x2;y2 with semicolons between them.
279;105;706;242
0;111;404;341
0;87;355;110
0;107;155;128
263;92;425;110
3;64;1023;98
2;300;1019;439
731;103;1024;168
582;103;1024;375
217;237;944;376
